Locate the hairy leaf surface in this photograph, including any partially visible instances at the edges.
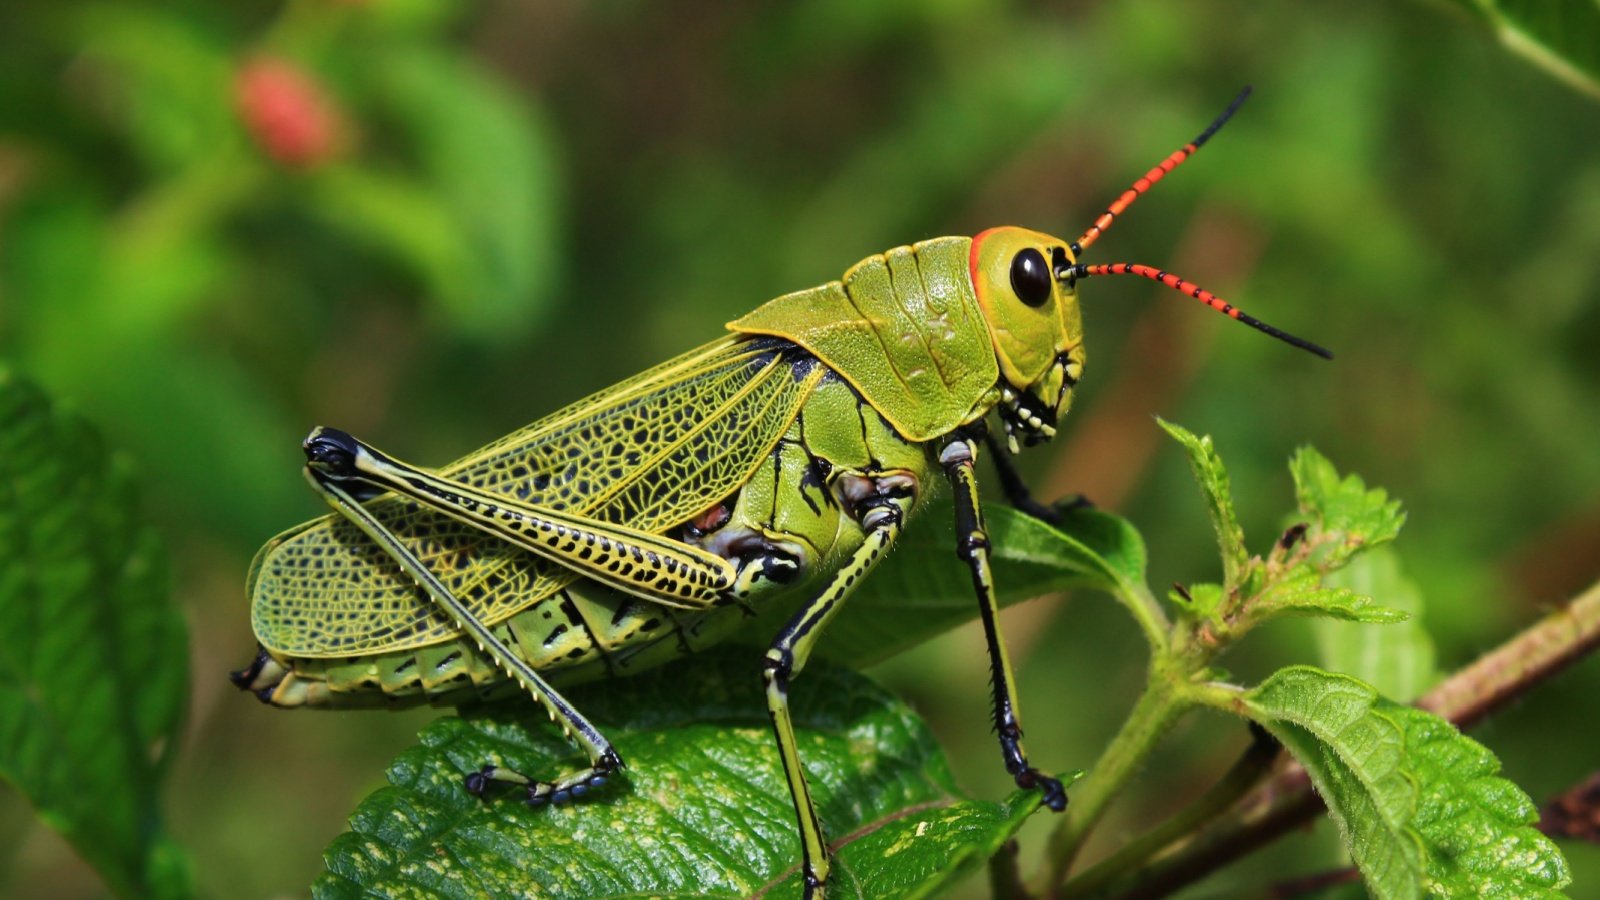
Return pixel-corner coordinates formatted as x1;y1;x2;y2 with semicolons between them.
1290;447;1404;570
1157;419;1247;590
1242;667;1568;899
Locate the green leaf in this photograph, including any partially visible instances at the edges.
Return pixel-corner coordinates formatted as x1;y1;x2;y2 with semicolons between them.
1254;568;1410;625
0;370;191;898
1315;548;1437;701
1289;446;1405;571
367;47;563;340
73;5;240;174
1390;703;1569;898
1442;0;1600;99
315;651;1071;898
1240;667;1568;899
807;501;1147;667
1157;419;1247;591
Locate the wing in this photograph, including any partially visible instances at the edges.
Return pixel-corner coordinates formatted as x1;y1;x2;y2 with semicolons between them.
251;336;816;658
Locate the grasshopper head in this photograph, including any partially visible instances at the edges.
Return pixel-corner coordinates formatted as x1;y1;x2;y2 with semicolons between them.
969;226;1085;450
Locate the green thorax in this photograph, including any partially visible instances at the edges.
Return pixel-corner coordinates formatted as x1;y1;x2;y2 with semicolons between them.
727;236;999;443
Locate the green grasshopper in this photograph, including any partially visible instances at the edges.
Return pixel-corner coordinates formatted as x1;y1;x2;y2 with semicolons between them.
233;88;1328;896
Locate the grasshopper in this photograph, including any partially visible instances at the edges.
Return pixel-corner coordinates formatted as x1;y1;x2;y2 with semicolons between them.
233;88;1328;896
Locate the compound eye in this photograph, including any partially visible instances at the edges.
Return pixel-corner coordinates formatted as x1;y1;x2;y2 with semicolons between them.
1010;247;1052;307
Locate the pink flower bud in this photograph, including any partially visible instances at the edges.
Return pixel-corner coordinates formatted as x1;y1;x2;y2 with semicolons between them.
234;57;344;168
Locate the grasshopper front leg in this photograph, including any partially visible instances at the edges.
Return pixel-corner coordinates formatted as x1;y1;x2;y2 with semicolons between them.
982;431;1092;525
305;463;622;805
942;433;1068;812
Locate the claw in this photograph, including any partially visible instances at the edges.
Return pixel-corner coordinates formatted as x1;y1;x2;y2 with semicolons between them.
1016;768;1069;812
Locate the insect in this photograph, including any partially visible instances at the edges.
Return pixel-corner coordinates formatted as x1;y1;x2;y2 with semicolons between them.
233;87;1329;897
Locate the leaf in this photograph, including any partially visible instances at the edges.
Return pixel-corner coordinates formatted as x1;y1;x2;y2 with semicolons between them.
0;370;191;898
1157;419;1247;591
1244;668;1423;897
806;501;1147;667
73;5;239;173
1241;667;1569;899
1314;548;1437;701
1442;0;1600;99
366;47;563;340
315;651;1072;898
1254;568;1410;625
1289;446;1405;571
1392;703;1569;897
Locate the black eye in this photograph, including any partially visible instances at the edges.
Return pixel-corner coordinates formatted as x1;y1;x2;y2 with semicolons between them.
1010;248;1052;307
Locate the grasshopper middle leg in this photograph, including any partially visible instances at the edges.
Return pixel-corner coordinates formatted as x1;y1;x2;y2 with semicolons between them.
762;490;912;897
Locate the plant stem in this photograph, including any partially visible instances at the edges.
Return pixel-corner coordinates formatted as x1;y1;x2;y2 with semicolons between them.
1041;672;1187;891
1057;726;1281;899
1417;578;1600;728
988;840;1032;900
1117;581;1172;654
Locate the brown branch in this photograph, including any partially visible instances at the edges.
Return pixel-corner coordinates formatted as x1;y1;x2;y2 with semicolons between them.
1103;577;1600;899
1416;582;1600;728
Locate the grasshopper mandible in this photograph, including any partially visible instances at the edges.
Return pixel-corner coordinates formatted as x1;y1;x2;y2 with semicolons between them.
233;87;1328;897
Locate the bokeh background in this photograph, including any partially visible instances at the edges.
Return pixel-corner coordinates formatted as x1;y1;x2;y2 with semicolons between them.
3;0;1598;896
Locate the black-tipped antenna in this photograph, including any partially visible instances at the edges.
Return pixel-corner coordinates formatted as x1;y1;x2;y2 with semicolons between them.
1073;86;1253;255
1066;262;1332;359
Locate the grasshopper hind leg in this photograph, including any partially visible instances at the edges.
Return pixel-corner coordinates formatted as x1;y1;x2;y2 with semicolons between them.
304;454;627;810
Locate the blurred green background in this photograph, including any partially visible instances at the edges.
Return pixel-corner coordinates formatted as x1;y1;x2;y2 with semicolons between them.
2;0;1597;896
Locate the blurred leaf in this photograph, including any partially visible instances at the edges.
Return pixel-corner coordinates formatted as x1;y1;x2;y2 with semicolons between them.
306;163;473;313
1289;446;1405;571
315;651;1068;898
782;502;1147;668
1158;419;1247;591
365;48;562;340
1442;0;1600;98
74;4;239;173
1315;548;1436;701
0;370;191;898
1242;666;1568;899
1255;568;1409;625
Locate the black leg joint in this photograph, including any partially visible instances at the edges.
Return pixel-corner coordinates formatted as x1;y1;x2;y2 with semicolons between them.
1015;768;1068;812
955;532;990;561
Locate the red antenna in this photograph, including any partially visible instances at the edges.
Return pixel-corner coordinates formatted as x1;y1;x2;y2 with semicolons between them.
1065;262;1333;359
1072;86;1252;255
1061;87;1332;360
